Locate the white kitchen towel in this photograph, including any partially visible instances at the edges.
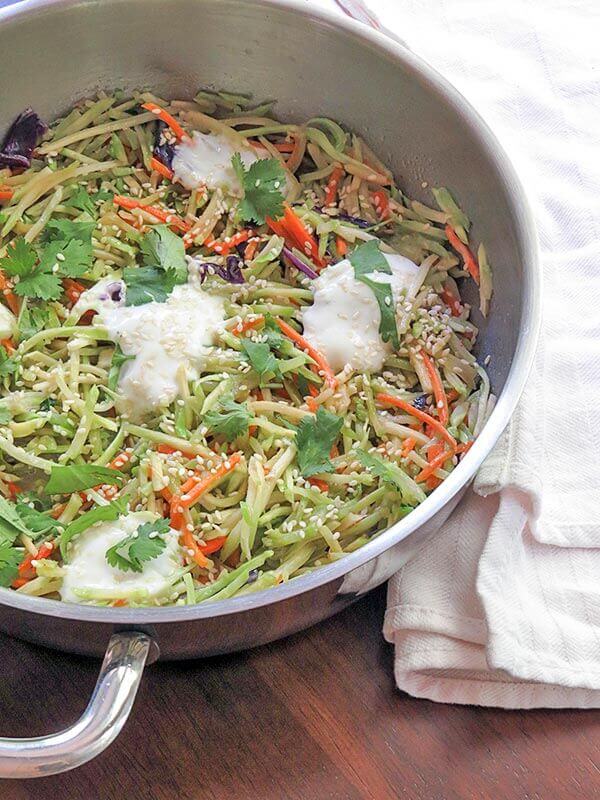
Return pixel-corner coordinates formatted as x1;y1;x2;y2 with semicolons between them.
318;0;600;707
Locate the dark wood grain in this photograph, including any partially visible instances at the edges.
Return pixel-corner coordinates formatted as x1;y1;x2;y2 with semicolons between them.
1;587;598;800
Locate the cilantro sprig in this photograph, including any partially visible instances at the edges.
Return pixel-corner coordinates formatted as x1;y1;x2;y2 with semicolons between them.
0;546;23;588
204;396;251;442
124;225;187;306
232;154;286;224
240;339;282;385
349;240;400;349
0;220;94;301
105;518;170;573
295;407;343;478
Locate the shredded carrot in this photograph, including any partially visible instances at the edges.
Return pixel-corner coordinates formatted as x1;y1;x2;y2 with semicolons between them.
157;443;200;460
204;228;252;255
455;441;473;455
63;277;86;305
243;238;259;261
199;535;228;556
426;476;442;490
173;452;242;511
401;437;417;458
108;451;131;470
150;156;174;181
1;338;15;355
420;351;449;426
274;317;338;389
375;392;456;449
141;102;188;142
445;225;480;284
324;165;344;206
415;448;455;483
440;286;463;317
308;477;329;493
0;188;13;202
180;528;210;568
232;315;265;336
336;235;348;258
305;397;318;413
113;195;191;233
112;599;128;607
273;141;295;153
446;389;460;403
0;270;20;315
15;541;54;585
267;204;326;269
308;383;320;398
371;189;390;219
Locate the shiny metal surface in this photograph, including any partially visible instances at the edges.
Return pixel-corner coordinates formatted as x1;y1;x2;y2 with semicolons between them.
0;0;540;661
0;632;152;777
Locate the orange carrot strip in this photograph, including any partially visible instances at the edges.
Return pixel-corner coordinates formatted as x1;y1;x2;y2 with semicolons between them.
176;452;242;510
401;437;417;458
141;102;188;142
456;441;474;455
273;142;295;153
281;204;326;268
180;528;210;568
335;235;348;258
415;448;455;483
371;189;390;219
15;541;54;584
445;225;480;284
1;338;15;355
204;228;252;255
308;477;329;493
113;195;191;233
440;286;463;317
324;165;344;206
274;317;338;389
150;156;174;181
376;392;456;449
0;188;14;202
108;451;131;470
243;238;259;261
231;315;265;336
199;535;228;556
0;270;20;315
420;351;449;426
112;599;128;607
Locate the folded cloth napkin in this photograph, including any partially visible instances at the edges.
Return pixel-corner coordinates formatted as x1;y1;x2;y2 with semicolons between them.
319;0;600;707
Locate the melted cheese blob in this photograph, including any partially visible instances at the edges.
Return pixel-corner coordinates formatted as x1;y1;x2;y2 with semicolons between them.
172;131;258;194
96;281;225;420
302;252;420;373
60;512;182;604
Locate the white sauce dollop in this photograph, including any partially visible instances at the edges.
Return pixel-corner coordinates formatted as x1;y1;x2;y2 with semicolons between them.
172;131;258;194
60;512;182;604
96;280;225;419
0;303;16;339
302;252;420;373
72;277;125;316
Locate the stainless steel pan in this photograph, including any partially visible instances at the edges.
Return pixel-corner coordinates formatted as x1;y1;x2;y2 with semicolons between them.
0;0;540;777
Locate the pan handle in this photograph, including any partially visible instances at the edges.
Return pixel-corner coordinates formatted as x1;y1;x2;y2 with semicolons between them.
0;631;153;778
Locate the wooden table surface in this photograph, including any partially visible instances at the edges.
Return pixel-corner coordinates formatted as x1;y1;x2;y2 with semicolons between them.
1;586;598;799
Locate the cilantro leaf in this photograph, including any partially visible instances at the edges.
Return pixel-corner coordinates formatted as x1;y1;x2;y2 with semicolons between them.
0;495;30;547
105;518;170;573
140;225;187;282
14;502;61;541
232;154;286;224
60;498;127;558
204;396;251;441
44;218;95;245
240;339;281;384
45;464;125;495
108;343;135;390
349;240;399;349
69;187;112;216
0;239;61;300
0;545;23;587
123;266;179;306
295;407;343;477
38;238;92;279
355;449;426;505
0;344;17;377
18;303;59;339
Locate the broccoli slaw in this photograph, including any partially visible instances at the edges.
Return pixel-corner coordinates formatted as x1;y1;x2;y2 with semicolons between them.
0;88;493;606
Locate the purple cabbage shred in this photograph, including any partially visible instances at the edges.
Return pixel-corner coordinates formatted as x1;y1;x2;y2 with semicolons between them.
153;121;176;170
0;108;47;169
197;256;245;285
282;246;318;280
